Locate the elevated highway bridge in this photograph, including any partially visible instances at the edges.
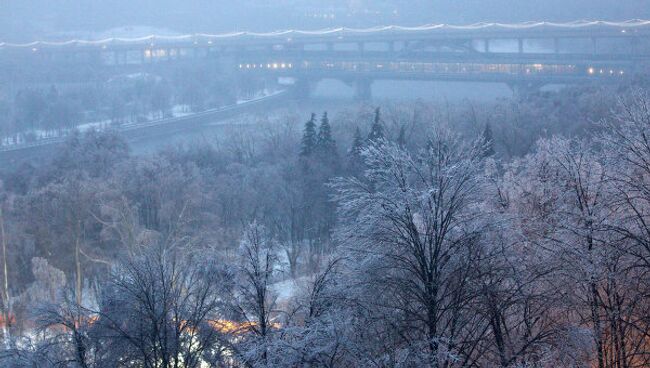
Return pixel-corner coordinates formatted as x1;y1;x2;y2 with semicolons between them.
2;20;650;97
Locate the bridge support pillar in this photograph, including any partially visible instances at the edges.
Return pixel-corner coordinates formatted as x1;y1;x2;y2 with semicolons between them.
630;37;640;56
591;37;598;55
354;79;373;101
118;51;127;65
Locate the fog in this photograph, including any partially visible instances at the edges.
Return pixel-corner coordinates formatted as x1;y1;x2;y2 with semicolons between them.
1;2;650;367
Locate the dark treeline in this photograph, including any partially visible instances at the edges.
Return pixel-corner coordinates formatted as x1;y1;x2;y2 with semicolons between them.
0;83;649;367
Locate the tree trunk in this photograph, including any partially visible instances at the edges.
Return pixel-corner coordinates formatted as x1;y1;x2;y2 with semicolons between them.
0;208;10;347
590;282;605;368
426;277;439;368
75;221;83;307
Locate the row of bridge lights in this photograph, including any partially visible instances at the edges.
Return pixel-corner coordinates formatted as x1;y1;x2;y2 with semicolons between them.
239;63;293;69
18;48;630;78
587;67;625;76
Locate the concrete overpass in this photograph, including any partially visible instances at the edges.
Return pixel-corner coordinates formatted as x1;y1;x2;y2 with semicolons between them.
1;20;650;96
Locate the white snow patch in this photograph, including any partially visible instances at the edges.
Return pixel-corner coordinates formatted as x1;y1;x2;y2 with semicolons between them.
272;276;310;303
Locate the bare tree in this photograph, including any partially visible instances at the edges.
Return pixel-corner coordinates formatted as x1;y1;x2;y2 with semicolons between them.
596;90;650;367
91;245;232;368
233;221;280;367
332;129;488;367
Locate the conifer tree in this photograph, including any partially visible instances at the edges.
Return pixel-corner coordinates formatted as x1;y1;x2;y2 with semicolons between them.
317;112;336;157
300;113;318;157
367;107;384;143
482;122;495;157
348;126;365;175
350;126;364;157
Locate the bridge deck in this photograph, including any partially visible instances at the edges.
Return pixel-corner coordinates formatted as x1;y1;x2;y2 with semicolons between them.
0;20;648;85
2;20;650;50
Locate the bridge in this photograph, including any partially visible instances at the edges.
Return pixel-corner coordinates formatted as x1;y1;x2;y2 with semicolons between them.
2;20;650;98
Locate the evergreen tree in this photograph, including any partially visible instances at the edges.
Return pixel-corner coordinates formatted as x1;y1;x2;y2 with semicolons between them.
367;107;384;143
482;122;495;157
300;113;318;157
348;126;365;175
317;112;337;156
350;126;364;157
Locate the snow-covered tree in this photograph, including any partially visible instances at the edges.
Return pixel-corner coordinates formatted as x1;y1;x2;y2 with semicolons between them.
367;107;384;143
333;127;488;366
233;222;280;367
93;245;230;368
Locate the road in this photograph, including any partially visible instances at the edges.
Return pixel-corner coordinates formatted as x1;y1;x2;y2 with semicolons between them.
0;90;290;171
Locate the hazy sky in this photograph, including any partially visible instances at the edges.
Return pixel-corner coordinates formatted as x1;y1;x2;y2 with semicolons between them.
2;1;649;41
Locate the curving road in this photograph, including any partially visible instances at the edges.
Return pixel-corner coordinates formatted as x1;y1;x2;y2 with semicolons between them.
0;90;290;171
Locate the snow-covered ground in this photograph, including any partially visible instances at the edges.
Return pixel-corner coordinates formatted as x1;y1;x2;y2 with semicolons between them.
236;88;279;105
272;276;311;304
